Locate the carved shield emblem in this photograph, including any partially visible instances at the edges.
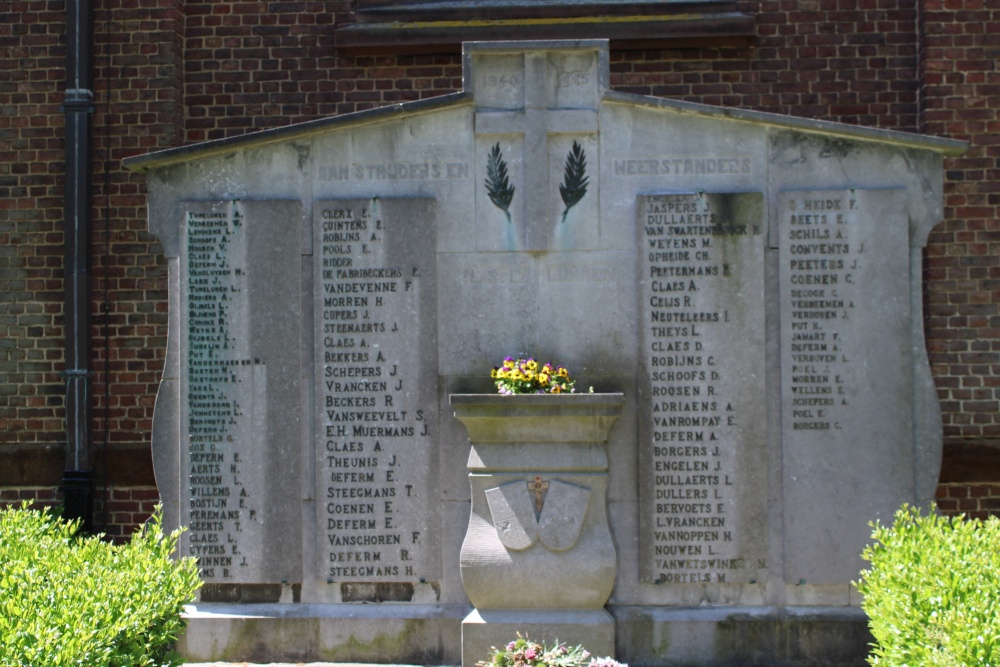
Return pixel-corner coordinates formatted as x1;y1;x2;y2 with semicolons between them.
485;479;591;551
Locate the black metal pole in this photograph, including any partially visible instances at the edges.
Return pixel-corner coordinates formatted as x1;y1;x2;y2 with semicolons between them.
62;0;94;532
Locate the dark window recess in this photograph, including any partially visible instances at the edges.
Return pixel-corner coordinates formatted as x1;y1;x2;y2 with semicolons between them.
334;0;754;53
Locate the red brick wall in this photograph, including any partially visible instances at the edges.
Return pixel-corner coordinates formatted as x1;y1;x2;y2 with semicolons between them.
1;3;83;519
182;0;463;141
921;0;1000;518
612;1;920;131
1;0;997;533
935;483;1000;518
0;2;68;458
0;486;159;540
0;487;61;512
0;0;184;534
88;0;186;531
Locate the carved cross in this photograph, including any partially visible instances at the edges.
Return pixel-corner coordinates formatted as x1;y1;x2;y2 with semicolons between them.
474;51;599;249
527;475;549;515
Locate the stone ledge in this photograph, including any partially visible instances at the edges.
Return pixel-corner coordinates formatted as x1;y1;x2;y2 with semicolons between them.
177;603;469;664
611;605;871;667
334;13;755;54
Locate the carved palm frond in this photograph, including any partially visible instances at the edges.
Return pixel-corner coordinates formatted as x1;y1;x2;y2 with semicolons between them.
485;142;515;223
559;141;589;223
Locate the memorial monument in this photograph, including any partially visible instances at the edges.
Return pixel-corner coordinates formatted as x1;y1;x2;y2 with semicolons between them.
124;40;965;666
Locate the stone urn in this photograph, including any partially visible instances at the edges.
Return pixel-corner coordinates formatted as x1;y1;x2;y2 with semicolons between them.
450;393;624;665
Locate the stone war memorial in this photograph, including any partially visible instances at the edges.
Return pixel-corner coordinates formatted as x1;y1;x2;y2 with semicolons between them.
124;41;964;666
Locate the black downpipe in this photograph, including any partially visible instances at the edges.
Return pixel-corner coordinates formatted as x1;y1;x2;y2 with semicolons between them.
62;0;94;532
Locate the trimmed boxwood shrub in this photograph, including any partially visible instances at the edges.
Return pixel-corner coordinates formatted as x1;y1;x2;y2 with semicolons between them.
0;503;201;667
856;504;1000;667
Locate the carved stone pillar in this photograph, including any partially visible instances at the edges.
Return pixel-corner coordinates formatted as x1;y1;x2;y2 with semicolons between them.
451;393;624;667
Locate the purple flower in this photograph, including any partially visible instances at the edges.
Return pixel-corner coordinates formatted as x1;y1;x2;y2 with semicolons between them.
507;642;517;651
588;658;628;667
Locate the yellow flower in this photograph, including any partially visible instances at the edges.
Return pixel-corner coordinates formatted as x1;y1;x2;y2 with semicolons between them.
493;357;574;395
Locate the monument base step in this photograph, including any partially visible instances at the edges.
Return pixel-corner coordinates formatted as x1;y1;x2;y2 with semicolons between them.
176;603;468;664
177;604;870;666
612;605;871;667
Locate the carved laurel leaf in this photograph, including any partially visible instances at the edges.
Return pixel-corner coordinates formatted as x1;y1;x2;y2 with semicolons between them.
485;143;515;222
559;140;589;223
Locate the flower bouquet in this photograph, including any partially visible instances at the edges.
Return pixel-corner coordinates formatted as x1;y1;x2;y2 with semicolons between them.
491;357;575;395
478;634;626;667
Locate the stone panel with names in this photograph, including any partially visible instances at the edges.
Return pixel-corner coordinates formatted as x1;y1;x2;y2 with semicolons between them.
779;188;912;583
314;198;439;585
181;200;301;583
638;192;769;585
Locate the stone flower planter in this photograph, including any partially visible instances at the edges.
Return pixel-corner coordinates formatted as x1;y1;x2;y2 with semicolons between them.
451;392;624;665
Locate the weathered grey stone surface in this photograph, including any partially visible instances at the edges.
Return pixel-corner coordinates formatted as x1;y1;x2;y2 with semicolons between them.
177;603;464;664
613;606;872;667
637;192;769;590
176;200;302;584
484;478;595;552
778;188;912;586
125;39;964;667
311;198;439;596
453;393;622;612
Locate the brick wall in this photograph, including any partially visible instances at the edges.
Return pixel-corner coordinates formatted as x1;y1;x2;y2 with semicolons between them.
88;0;186;532
1;2;79;524
0;2;67;462
611;1;920;130
182;0;463;141
1;0;997;533
920;0;1000;518
0;0;184;534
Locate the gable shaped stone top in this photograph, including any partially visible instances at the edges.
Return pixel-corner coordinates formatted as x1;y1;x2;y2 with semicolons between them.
123;40;965;176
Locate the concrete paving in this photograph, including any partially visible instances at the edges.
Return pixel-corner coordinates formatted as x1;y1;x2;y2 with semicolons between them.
185;664;457;667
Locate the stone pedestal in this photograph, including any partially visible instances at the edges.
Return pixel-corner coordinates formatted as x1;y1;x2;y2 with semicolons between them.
451;393;624;666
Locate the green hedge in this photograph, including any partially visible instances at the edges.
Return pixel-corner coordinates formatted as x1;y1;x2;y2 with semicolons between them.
0;503;202;667
856;505;1000;667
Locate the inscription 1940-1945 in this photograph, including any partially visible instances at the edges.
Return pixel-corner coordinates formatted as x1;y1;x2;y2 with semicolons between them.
314;199;439;584
638;192;769;586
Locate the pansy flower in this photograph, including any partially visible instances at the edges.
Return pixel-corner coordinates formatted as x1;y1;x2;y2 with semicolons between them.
492;357;576;395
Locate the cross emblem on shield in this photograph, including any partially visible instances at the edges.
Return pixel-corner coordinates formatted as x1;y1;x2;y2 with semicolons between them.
485;478;591;551
527;475;549;517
